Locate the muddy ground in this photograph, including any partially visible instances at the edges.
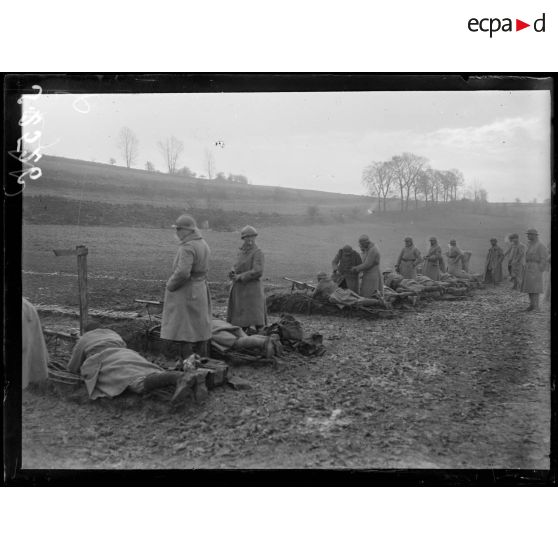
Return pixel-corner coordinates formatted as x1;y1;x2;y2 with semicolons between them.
21;284;550;469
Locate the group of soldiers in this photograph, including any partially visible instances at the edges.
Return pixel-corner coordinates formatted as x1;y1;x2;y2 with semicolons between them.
325;235;472;300
22;216;549;406
317;229;549;312
160;218;549;351
22;213;271;405
159;214;268;360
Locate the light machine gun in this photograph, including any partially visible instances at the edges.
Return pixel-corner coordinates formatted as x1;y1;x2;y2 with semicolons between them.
283;277;317;294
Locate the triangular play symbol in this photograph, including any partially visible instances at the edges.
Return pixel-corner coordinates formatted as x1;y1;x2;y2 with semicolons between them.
516;19;530;31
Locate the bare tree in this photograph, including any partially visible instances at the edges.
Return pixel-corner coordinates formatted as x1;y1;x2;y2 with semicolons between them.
109;157;116;165
145;161;156;172
157;136;184;174
470;178;483;201
439;171;452;202
391;152;428;211
204;148;215;180
468;178;488;204
117;127;139;168
450;168;465;200
414;168;433;208
425;168;439;204
361;161;394;212
429;169;443;203
439;169;464;202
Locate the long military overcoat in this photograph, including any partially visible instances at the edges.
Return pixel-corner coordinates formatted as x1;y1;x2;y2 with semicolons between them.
423;244;442;281
161;230;212;342
506;242;526;280
227;244;267;327
483;245;505;283
332;249;362;292
397;245;422;279
355;243;383;296
521;240;548;294
68;329;164;399
446;245;464;275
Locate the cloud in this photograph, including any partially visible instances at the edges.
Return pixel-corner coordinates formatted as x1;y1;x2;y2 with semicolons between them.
422;116;544;154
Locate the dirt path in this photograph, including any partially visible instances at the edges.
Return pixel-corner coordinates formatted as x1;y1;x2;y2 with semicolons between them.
22;286;550;469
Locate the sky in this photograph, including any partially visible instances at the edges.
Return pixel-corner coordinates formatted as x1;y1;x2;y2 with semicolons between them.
23;89;551;202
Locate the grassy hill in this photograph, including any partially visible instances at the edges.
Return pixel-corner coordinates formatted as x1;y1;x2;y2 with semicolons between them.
24;155;373;215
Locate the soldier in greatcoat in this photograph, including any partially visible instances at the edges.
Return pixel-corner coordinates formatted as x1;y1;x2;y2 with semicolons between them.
483;238;505;285
396;237;422;279
227;225;267;330
520;228;548;312
68;322;193;405
423;236;443;281
503;233;526;290
446;239;468;278
352;234;383;297
161;214;212;358
331;244;362;292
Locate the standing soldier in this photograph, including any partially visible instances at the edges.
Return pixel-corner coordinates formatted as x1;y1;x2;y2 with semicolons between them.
520;228;548;312
227;225;267;331
161;214;212;358
396;237;422;279
446;239;465;277
423;236;442;281
352;234;383;297
503;233;526;290
331;244;362;292
483;238;505;285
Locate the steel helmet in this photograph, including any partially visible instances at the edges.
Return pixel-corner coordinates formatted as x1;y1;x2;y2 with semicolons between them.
240;225;258;238
172;214;198;230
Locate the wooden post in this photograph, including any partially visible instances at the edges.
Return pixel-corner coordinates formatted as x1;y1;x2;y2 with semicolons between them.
76;245;88;334
53;245;89;335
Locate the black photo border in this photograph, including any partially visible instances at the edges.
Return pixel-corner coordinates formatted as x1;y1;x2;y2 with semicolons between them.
3;72;556;486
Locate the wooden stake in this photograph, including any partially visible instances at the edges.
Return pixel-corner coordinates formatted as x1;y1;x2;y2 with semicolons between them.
53;245;89;335
76;245;88;334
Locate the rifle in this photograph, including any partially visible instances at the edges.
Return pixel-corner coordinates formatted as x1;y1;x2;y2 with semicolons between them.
283;277;317;293
134;299;162;326
134;299;162;306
